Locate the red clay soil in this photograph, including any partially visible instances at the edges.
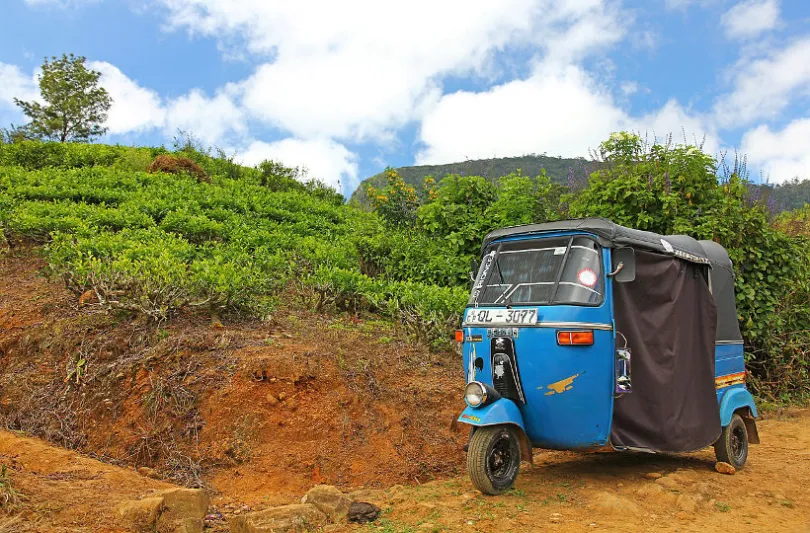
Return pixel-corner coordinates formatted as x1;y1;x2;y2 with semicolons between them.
0;431;173;532
0;246;467;508
1;410;808;532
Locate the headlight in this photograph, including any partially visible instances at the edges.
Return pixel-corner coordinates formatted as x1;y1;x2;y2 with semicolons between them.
464;381;487;408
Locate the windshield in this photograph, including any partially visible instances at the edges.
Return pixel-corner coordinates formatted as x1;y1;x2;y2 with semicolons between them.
469;236;603;306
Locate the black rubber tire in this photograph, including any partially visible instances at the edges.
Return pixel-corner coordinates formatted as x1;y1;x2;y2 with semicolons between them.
467;425;521;495
714;413;749;469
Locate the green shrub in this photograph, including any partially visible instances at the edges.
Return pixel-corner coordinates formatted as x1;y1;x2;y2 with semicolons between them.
0;140;157;170
569;133;810;400
302;265;467;348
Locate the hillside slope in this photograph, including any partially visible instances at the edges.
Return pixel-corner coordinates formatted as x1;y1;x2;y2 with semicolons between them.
350;154;592;205
0;247;467;499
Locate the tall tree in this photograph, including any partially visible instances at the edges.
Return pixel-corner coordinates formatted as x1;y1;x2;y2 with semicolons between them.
14;54;112;142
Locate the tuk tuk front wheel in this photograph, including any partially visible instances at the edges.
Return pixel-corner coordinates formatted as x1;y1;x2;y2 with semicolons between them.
714;413;749;469
467;425;521;495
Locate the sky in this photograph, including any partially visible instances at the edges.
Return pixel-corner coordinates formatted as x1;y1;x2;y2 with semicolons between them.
1;0;809;195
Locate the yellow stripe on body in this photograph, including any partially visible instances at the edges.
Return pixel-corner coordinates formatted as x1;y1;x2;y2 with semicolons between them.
715;372;746;389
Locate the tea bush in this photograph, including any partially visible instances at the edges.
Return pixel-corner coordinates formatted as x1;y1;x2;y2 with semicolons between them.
2;137;809;397
0;140;161;170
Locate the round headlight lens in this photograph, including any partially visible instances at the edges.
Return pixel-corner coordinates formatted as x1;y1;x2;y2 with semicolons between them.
464;381;487;408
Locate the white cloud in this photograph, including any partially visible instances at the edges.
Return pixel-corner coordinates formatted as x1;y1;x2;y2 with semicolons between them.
0;63;39;127
85;60;246;145
620;81;639;96
416;62;721;166
416;65;626;164
89;61;164;134
0;63;38;109
741;118;810;183
238;138;358;193
630;100;720;155
721;0;780;40
157;0;627;142
715;37;810;127
164;86;246;145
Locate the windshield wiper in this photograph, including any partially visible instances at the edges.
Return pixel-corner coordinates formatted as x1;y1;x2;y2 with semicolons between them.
473;244;502;307
549;237;574;304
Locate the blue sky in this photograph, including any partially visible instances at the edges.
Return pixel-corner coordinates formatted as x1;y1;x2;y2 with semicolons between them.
1;0;809;195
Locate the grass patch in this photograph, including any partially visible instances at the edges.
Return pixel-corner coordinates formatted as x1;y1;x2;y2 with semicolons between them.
0;465;23;512
715;501;731;513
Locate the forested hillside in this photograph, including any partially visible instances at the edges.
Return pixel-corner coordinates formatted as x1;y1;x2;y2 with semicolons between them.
351;153;810;214
349;154;593;206
1;134;808;401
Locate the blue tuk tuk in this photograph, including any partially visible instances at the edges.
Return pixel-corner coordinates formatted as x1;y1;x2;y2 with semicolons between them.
457;218;759;495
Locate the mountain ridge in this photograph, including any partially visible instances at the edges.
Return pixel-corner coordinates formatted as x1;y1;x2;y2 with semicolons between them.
350;154;592;205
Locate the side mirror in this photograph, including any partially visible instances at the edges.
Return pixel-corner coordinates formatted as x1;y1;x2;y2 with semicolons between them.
469;258;480;283
609;247;636;283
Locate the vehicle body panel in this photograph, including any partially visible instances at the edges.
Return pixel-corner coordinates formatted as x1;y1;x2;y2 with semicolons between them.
460;232;616;450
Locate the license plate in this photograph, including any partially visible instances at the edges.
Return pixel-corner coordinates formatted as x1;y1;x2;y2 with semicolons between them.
465;308;538;325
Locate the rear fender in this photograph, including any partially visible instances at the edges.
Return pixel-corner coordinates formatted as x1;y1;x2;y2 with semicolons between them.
719;388;760;444
458;399;533;464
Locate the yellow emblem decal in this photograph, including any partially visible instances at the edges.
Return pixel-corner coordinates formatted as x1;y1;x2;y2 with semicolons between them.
543;373;581;396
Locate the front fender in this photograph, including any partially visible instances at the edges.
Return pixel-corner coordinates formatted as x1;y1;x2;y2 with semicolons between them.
458;399;533;463
458;398;526;431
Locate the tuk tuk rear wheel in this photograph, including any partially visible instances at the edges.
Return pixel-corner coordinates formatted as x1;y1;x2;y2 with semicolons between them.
714;413;748;469
467;425;521;495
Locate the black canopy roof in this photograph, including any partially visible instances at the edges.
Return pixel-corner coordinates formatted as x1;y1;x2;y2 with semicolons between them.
482;218;742;342
483;218;710;263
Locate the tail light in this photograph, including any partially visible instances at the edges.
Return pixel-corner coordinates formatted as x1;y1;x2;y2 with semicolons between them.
557;330;594;346
455;330;464;343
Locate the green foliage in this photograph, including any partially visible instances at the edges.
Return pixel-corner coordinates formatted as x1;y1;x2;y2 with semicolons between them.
2;136;809;397
0;140;163;170
774;205;810;237
350;153;592;206
14;54;112;142
568;132;719;234
699;180;810;397
366;168;420;227
111;147;154;172
765;178;810;213
569;132;810;400
303;265;468;348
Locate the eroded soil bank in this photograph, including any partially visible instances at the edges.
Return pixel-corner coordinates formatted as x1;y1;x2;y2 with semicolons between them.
0;247;466;505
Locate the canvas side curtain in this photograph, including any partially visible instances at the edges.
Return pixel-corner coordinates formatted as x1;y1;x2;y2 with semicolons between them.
610;250;721;452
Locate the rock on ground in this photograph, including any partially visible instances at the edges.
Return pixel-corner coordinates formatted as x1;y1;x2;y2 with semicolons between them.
347;501;380;523
117;488;209;533
715;462;736;475
300;485;352;521
229;503;327;533
118;497;165;531
155;488;210;533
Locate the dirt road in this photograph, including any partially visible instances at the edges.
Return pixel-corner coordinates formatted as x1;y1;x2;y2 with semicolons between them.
2;409;808;532
339;407;810;533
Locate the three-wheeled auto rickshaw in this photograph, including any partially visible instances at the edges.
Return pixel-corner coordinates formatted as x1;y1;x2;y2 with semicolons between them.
457;218;759;495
